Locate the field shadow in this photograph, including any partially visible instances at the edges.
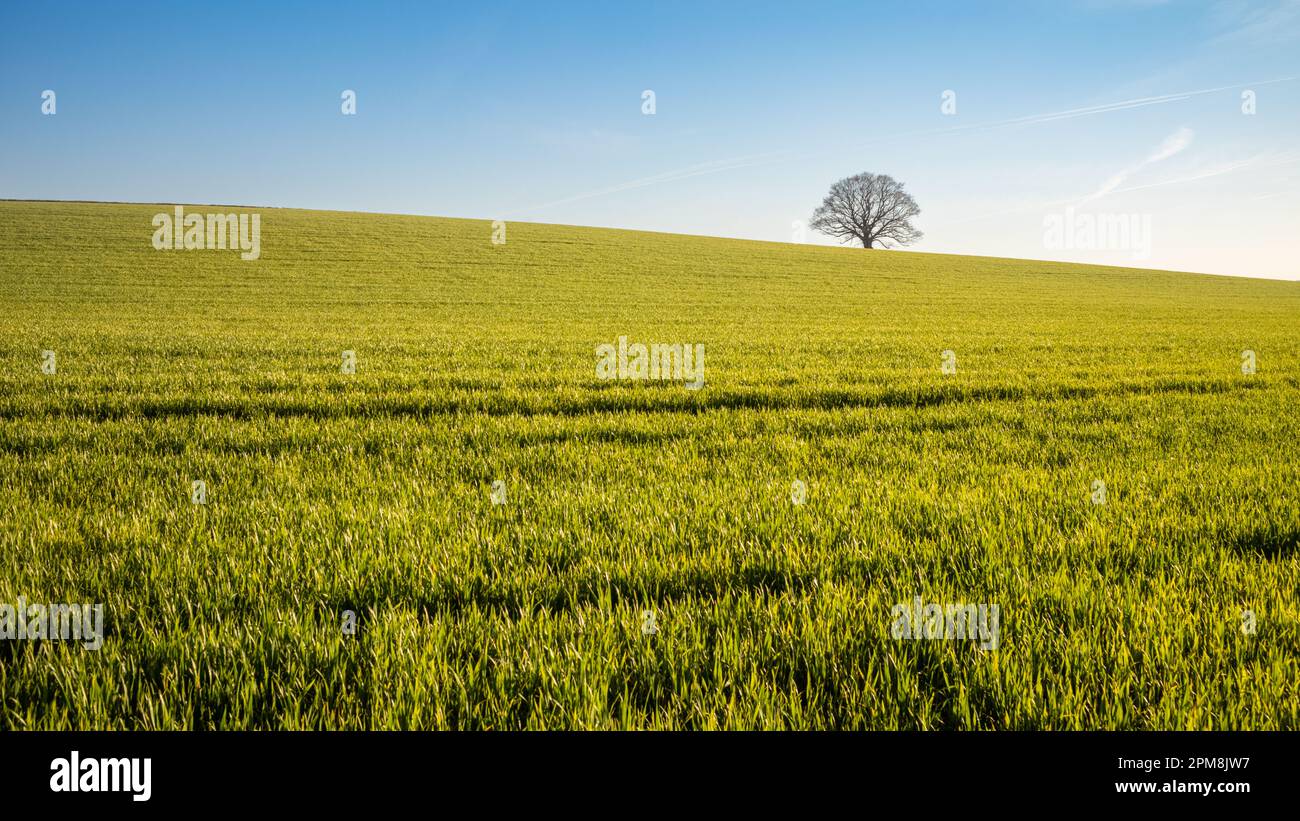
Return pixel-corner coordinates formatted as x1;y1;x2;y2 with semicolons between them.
319;562;824;625
1228;527;1299;561
3;376;1259;422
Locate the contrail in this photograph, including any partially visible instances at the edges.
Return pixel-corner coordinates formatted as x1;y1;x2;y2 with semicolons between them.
1104;150;1300;195
1079;126;1195;205
931;150;1300;227
505;149;799;214
505;77;1295;216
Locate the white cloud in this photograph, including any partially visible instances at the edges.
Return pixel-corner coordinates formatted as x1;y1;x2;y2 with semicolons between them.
1080;127;1193;204
1146;127;1195;163
1210;0;1300;46
1107;149;1300;195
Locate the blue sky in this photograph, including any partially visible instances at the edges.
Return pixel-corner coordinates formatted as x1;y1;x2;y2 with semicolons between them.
2;0;1298;278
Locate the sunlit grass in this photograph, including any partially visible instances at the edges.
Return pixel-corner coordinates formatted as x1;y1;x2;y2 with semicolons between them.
1;200;1297;729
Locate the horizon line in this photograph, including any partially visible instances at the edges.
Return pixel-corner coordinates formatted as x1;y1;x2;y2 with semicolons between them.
2;197;1295;283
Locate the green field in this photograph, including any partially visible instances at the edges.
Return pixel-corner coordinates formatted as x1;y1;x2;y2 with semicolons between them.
1;199;1297;729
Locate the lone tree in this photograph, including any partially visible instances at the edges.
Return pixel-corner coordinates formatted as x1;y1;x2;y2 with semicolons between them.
809;172;922;248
